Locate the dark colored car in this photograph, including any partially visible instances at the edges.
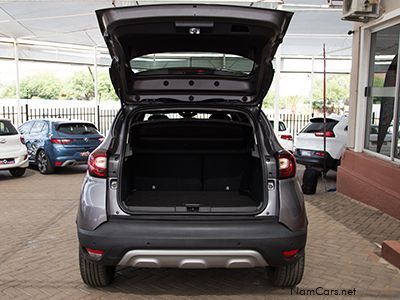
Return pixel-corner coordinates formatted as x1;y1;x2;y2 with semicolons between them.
19;119;103;174
77;4;307;288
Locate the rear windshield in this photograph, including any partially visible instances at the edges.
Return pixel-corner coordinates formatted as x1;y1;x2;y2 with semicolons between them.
130;52;255;75
57;123;98;135
0;120;18;136
300;118;338;133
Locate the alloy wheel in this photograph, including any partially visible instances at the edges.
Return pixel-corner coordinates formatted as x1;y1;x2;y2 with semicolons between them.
37;151;48;173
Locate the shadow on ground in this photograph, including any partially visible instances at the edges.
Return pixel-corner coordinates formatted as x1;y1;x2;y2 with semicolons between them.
0;164;86;182
101;267;292;297
55;165;87;174
0;168;35;181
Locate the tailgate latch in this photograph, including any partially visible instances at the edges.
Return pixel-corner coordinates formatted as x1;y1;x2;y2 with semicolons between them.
185;203;200;212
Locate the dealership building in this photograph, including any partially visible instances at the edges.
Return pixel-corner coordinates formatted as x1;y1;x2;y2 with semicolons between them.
338;0;400;219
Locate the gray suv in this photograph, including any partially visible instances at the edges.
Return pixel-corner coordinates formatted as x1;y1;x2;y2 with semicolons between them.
77;4;307;288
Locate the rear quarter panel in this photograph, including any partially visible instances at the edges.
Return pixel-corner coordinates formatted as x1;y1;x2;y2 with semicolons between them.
77;175;108;231
278;177;307;231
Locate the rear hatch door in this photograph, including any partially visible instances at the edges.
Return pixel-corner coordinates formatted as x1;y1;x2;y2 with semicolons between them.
54;122;103;151
96;4;293;106
295;118;339;154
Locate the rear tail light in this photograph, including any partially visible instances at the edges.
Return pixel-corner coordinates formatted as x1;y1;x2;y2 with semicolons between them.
281;134;293;141
98;137;105;142
85;247;104;259
282;249;299;258
314;151;326;157
277;151;296;179
88;149;107;178
20;136;25;144
51;138;74;145
314;131;335;137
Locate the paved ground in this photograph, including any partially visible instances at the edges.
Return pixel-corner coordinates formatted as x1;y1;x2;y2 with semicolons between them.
0;166;399;300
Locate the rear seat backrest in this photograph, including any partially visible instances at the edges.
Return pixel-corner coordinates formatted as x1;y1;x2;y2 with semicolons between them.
203;154;249;191
132;153;249;192
132;154;202;191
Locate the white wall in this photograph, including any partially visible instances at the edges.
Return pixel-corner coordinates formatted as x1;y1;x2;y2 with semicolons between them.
347;0;400;151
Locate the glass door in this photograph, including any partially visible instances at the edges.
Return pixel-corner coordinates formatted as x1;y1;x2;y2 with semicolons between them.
365;23;400;160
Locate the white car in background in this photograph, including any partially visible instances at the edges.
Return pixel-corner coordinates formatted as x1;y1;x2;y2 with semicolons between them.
0;119;29;177
269;120;293;151
294;115;348;171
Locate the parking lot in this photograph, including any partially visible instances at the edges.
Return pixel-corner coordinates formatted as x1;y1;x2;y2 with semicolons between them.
0;166;399;299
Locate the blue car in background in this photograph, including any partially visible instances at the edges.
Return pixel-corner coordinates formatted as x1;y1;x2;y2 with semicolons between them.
18;119;104;174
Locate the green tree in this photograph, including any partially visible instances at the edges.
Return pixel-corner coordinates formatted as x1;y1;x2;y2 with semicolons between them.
372;75;385;88
62;70;118;101
283;95;304;113
98;71;118;100
63;70;94;100
263;93;306;112
1;84;15;98
262;91;276;109
312;74;350;104
2;74;62;99
1;70;119;101
19;74;62;99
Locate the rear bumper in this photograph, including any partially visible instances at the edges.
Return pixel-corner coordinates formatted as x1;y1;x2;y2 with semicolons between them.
294;149;339;170
59;159;88;167
0;151;28;170
77;218;307;268
47;144;94;166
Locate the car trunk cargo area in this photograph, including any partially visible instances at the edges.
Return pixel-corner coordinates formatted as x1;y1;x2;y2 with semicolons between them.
120;116;264;213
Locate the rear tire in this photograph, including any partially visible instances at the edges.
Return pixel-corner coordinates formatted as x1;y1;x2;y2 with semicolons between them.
9;168;26;177
302;168;320;195
36;150;54;174
270;253;305;287
79;248;115;287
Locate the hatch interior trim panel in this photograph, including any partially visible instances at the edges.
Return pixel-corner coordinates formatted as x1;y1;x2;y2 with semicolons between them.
118;249;268;269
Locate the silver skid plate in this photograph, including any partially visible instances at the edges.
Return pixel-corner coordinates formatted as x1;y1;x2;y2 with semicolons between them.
118;249;268;269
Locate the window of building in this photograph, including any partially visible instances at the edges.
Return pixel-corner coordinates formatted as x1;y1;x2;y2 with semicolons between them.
365;23;400;160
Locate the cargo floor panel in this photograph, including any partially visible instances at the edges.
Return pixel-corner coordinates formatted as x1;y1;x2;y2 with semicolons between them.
125;191;257;211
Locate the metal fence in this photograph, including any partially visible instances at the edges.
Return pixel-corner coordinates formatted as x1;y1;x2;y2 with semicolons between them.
265;112;314;136
1;104;119;135
1;104;313;136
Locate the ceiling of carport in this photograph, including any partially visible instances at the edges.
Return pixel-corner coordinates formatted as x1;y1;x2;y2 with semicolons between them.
0;0;353;57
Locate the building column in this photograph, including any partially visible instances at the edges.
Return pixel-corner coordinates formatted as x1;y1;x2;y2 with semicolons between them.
309;56;315;113
274;48;281;134
14;39;21;125
93;47;99;129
